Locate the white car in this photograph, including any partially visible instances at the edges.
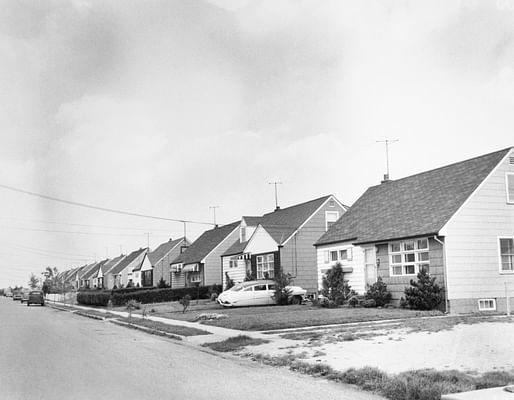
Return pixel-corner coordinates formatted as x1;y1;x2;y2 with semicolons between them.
217;280;306;307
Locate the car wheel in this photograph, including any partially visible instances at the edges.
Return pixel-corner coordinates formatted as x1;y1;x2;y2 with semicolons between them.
27;302;29;307
291;295;302;305
41;303;44;306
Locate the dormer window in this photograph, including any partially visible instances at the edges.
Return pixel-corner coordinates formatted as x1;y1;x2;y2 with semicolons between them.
325;211;340;231
240;226;246;242
507;173;514;204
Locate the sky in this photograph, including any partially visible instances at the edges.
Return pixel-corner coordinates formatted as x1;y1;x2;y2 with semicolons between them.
1;0;514;288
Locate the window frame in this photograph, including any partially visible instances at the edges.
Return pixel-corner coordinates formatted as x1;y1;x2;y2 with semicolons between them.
325;211;340;231
478;298;496;311
389;238;430;277
256;254;275;279
506;173;514;204
498;236;514;274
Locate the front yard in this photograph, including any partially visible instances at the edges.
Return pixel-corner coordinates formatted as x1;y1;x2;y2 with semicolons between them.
121;300;443;331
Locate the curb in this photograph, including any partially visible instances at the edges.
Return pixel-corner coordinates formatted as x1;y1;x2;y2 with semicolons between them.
109;319;183;341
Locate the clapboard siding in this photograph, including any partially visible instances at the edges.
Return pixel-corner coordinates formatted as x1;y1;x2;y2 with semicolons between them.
152;240;188;287
203;229;240;286
316;242;366;294
281;201;345;292
444;151;514;301
222;257;247;288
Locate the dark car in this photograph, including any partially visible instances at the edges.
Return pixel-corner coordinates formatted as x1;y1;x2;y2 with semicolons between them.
27;291;45;307
12;291;22;301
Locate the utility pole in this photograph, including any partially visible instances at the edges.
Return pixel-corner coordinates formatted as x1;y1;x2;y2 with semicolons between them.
183;221;187;240
268;181;282;210
376;139;399;181
209;206;219;226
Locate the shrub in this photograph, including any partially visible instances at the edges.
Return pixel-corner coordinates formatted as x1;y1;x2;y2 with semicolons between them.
157;277;168;289
110;286;212;306
362;299;377;308
348;295;359;307
321;263;353;305
179;295;191;313
224;272;235;291
273;272;292;305
404;270;444;310
365;277;392;307
76;291;111;306
244;270;256;281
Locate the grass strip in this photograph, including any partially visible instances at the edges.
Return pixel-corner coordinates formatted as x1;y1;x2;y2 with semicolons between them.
118;317;211;336
249;354;514;400
202;335;269;352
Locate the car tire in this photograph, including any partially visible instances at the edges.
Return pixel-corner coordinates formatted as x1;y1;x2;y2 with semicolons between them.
291;295;302;305
27;302;30;307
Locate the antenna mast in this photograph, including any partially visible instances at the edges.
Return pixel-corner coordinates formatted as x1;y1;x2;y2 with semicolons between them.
209;206;219;226
268;181;282;210
376;139;399;181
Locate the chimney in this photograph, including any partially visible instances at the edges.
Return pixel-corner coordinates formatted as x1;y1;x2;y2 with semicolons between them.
381;174;391;184
275;206;280;211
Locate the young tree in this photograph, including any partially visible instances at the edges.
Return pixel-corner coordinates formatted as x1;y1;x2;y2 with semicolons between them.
404;270;444;310
272;271;292;305
365;277;392;307
157;277;168;288
224;272;235;291
28;273;39;290
322;263;354;305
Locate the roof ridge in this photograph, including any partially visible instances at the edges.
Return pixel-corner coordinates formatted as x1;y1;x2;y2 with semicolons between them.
262;194;331;216
372;147;512;188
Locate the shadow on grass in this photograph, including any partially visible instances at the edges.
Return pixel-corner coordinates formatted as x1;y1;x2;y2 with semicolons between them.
202;335;270;352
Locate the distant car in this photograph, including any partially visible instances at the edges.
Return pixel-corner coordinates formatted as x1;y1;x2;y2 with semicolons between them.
12;291;22;301
217;280;306;307
20;292;29;303
5;292;13;298
27;291;45;307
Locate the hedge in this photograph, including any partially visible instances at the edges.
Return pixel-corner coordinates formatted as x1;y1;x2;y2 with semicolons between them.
77;285;222;307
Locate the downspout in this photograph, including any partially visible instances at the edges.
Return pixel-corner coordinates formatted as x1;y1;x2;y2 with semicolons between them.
433;235;449;314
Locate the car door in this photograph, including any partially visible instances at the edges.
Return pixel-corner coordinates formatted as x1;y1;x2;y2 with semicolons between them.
236;286;254;307
252;284;269;306
266;284;276;305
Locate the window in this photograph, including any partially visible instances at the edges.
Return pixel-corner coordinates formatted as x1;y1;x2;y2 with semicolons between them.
478;299;496;311
325;211;340;231
241;226;246;242
328;199;336;207
390;238;430;276
507;173;514;204
324;251;330;263
339;250;347;260
229;257;238;269
330;251;338;261
257;254;274;279
190;273;201;283
499;237;514;272
254;284;267;291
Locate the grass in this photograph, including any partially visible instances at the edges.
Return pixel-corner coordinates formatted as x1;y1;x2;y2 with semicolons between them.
118;317;211;336
247;353;514;400
202;335;269;352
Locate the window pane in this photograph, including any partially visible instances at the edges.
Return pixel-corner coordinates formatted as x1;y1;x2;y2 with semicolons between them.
392;254;402;263
391;243;400;253
331;251;338;261
419;264;430;274
404;265;415;274
501;256;514;271
418;252;429;261
404;241;415;251
404;253;415;263
254;285;267;291
500;238;514;254
257;256;263;263
268;284;276;290
392;266;403;275
339;250;347;260
267;254;274;262
417;239;428;249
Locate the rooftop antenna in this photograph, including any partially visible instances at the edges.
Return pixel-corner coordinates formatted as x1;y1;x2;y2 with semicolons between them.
268;181;282;211
376;139;399;182
209;206;219;226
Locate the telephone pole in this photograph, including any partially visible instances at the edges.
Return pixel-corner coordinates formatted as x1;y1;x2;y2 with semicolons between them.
268;181;282;210
209;206;219;226
376;139;399;180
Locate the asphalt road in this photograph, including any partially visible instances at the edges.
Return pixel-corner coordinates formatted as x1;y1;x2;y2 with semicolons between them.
0;297;383;400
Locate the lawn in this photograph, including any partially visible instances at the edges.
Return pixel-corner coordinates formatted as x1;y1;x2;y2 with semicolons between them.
142;301;443;331
117;317;211;336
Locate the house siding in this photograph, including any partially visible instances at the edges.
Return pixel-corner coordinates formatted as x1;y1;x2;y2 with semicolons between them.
444;151;514;312
222;256;247;289
152;240;188;287
316;242;366;294
281;200;345;293
202;229;240;286
377;238;445;303
170;268;186;289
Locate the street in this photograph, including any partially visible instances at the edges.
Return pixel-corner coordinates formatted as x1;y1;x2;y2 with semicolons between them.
0;298;382;400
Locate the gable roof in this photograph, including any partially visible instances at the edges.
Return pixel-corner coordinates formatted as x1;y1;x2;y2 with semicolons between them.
78;263;98;280
149;238;186;265
172;222;240;265
259;195;334;245
101;255;126;274
108;248;147;275
316;147;512;246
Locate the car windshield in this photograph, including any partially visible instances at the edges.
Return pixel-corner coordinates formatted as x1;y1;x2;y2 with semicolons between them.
229;284;244;292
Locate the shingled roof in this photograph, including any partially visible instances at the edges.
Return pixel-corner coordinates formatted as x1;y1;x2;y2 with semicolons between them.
259;195;334;245
82;259;109;280
149;238;185;265
316;147;512;246
101;254;125;275
108;248;147;275
173;222;240;265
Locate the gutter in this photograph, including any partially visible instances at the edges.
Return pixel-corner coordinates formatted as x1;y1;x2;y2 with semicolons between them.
433;235;450;314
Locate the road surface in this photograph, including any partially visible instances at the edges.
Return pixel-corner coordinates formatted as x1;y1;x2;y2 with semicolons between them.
0;297;382;400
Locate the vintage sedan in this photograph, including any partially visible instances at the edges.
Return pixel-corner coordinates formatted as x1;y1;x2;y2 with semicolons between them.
217;280;306;307
27;291;45;307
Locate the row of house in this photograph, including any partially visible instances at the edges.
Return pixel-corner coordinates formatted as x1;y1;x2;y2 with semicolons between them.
57;147;514;314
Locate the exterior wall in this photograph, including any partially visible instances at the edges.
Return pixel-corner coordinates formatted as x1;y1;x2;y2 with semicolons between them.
444;151;514;312
221;256;247;289
316;242;366;294
449;297;514;314
170;268;186;289
245;226;277;255
202;229;240;286
281;200;346;293
152;240;188;287
376;238;445;302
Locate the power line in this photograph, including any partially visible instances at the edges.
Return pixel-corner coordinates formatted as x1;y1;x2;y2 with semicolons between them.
0;183;215;226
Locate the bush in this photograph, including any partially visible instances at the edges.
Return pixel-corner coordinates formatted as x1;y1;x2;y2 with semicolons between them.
404;270;444;310
224;272;235;291
321;263;354;305
362;299;377;308
179;295;191;313
157;277;168;289
273;272;292;305
76;291;111;306
365;277;392;307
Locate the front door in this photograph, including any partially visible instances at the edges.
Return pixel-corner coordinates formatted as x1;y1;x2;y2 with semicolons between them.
364;247;377;287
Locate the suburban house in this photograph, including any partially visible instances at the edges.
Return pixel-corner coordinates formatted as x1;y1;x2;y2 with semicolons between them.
315;147;514;314
171;222;240;288
148;237;190;287
95;255;125;289
132;252;152;287
222;195;347;293
104;248;148;289
77;262;98;289
83;259;109;289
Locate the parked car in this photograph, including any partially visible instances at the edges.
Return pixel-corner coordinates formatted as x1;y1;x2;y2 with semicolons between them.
12;291;22;301
217;280;306;307
27;291;45;307
20;291;29;303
